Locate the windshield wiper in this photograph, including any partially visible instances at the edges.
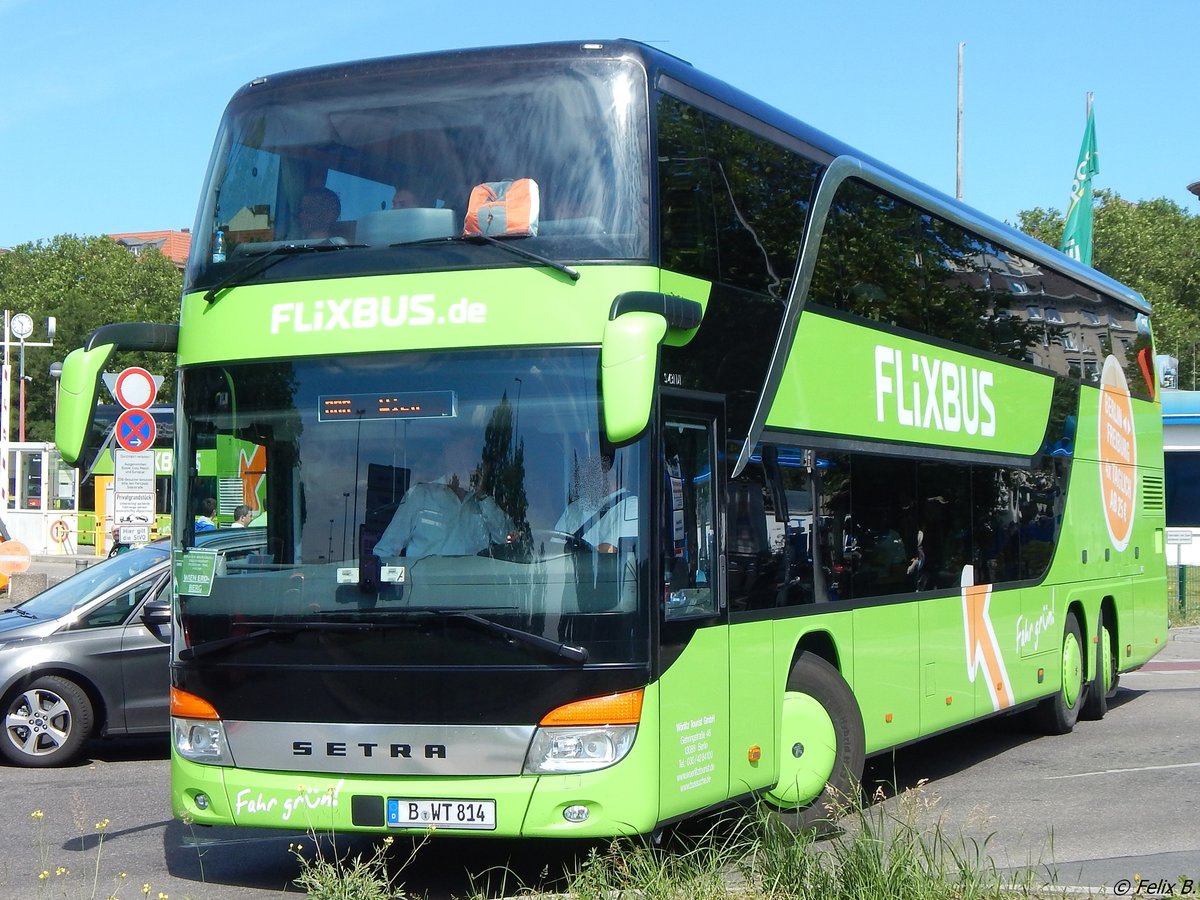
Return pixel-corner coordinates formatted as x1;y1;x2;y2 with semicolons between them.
379;607;589;664
2;606;36;619
392;234;579;282
204;242;363;304
178;620;369;661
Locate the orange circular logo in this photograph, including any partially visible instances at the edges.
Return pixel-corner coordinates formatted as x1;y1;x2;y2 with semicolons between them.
1098;355;1136;551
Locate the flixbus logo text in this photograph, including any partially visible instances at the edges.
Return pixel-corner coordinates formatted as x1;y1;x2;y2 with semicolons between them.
874;345;997;437
270;295;487;334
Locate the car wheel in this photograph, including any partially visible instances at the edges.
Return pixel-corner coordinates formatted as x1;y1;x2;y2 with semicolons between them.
1;676;94;767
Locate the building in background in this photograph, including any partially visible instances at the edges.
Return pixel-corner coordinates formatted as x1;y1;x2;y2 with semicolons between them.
1164;388;1200;566
107;229;191;268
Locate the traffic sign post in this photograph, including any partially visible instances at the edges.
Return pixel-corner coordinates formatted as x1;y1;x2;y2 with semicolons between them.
113;366;158;410
49;519;70;545
118;525;151;545
114;408;157;452
107;367;162;552
114;449;156;492
113;492;156;526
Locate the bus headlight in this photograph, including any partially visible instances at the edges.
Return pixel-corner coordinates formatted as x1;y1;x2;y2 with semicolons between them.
173;718;231;766
523;725;636;774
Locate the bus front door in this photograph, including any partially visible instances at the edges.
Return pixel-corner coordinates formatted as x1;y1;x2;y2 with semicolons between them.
656;399;731;821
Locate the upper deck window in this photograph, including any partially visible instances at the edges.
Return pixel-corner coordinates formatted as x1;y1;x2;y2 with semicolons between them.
187;56;650;289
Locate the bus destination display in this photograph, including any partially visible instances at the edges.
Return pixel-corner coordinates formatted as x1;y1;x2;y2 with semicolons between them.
318;391;457;422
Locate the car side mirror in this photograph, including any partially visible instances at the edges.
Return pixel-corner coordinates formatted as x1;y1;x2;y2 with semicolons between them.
140;597;172;629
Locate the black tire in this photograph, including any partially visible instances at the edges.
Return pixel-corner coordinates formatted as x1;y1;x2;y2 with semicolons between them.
1081;609;1115;721
1032;612;1084;735
0;676;94;767
764;653;865;833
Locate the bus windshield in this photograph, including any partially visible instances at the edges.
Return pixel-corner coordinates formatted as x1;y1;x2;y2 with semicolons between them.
176;347;648;667
187;54;649;288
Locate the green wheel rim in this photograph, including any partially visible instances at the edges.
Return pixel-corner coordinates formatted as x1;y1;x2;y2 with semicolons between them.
1062;628;1082;708
1101;624;1114;693
764;691;837;808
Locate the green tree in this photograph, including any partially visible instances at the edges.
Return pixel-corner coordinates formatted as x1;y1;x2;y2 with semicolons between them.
1017;190;1200;388
0;235;182;441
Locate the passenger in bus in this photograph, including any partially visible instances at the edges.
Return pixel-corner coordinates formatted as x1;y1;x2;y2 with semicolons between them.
372;438;517;562
295;187;342;239
554;454;637;554
230;504;256;528
195;497;217;532
392;187;420;209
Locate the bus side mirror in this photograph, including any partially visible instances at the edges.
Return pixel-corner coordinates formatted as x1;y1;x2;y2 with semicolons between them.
54;322;179;468
601;293;703;444
55;342;118;467
601;311;667;444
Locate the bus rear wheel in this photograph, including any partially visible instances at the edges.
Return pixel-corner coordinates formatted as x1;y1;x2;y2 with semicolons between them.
763;653;864;833
1032;612;1084;735
1082;610;1116;720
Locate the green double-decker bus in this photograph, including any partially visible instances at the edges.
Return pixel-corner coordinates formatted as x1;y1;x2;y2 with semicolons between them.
54;40;1165;837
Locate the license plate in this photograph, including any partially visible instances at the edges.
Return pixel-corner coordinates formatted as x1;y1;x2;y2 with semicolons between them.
386;797;496;830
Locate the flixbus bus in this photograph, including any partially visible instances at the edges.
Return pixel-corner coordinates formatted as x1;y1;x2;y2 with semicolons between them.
53;40;1166;837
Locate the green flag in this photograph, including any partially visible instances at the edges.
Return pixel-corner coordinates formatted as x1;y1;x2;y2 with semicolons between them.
1060;103;1099;266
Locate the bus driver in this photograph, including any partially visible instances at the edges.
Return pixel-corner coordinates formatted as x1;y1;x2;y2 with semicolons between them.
371;437;517;562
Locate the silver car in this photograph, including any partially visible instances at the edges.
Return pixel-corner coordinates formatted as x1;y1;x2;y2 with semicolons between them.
0;529;262;767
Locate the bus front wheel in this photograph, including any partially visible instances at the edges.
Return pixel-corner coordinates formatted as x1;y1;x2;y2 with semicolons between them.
763;653;865;832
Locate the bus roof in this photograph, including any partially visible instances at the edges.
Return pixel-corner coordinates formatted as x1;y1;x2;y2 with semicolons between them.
233;39;1148;316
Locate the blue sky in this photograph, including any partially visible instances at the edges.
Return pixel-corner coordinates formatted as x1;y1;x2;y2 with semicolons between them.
1;0;1197;249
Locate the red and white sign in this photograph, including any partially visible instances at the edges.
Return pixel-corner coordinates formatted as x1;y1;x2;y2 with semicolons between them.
114;408;157;452
49;519;70;544
113;366;158;410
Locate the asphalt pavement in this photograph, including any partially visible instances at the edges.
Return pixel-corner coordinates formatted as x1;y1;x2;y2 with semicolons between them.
4;556;1198;899
863;624;1200;897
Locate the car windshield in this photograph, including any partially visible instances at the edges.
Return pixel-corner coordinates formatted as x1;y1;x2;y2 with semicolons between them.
186;54;649;290
11;546;167;620
176;347;649;666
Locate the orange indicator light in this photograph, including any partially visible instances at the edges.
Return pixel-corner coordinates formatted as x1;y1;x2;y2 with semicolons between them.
539;689;644;726
170;687;220;720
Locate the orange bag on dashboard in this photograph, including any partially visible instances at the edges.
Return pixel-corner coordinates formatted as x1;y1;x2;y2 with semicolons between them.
463;178;540;237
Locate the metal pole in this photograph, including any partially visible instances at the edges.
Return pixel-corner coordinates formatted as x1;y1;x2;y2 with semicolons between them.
18;338;26;443
1175;541;1187;613
342;492;349;560
1;311;10;512
956;42;964;200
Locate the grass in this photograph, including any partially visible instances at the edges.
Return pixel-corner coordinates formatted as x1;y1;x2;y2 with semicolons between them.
13;781;1101;899
288;782;1057;900
1168;601;1200;628
24;785;1042;898
26;809;171;900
